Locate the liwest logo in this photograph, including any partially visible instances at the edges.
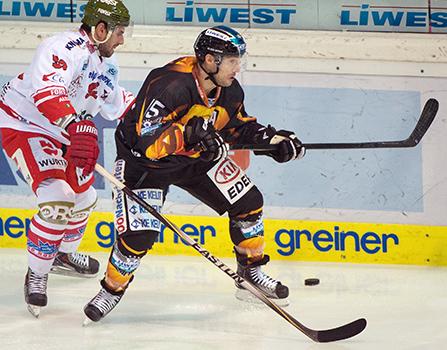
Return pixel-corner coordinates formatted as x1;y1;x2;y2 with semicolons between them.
275;225;399;256
166;0;296;25
0;1;85;18
340;4;447;28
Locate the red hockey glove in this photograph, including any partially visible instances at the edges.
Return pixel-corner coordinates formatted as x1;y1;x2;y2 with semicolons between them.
254;125;305;163
66;120;99;175
184;117;229;162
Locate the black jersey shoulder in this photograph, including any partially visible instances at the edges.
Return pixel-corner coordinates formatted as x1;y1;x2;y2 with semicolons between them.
142;57;198;106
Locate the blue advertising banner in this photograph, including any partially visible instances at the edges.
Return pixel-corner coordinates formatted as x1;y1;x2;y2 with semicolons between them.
0;0;85;21
0;0;444;33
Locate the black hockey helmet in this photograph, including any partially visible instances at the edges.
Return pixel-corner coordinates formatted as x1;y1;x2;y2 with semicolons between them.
194;26;247;63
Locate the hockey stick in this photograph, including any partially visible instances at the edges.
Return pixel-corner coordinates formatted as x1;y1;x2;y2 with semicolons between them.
231;98;438;151
95;163;367;343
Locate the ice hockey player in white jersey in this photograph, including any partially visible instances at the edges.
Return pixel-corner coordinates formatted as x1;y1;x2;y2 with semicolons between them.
0;0;134;317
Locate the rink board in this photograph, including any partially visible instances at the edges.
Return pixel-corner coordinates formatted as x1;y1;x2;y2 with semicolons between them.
0;208;446;266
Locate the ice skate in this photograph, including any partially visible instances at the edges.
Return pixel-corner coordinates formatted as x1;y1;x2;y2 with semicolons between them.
24;268;48;318
83;279;125;323
235;252;289;307
50;252;99;278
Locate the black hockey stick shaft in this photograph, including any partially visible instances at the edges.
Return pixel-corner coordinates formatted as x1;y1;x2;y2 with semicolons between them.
95;163;367;343
231;98;438;151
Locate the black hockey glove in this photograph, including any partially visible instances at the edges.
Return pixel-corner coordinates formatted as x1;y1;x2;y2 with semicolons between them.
184;117;229;162
254;125;305;163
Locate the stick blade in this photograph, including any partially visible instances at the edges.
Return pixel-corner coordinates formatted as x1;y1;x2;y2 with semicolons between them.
409;98;439;145
316;318;367;343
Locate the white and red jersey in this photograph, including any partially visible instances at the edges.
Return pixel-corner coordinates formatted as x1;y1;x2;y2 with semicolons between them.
0;29;134;144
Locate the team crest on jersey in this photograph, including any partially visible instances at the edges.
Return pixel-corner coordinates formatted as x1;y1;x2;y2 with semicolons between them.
85;82;99;99
52;54;68;71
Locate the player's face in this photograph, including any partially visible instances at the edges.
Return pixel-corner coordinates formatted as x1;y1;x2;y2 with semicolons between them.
214;56;242;87
98;25;126;58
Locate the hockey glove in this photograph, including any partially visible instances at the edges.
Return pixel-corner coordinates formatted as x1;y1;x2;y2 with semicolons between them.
254;126;305;163
66;120;99;175
184;117;229;162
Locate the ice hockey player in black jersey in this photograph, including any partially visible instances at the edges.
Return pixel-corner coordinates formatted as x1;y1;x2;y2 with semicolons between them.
84;25;306;322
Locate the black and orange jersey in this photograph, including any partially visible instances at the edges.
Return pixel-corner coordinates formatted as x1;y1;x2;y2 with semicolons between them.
116;56;264;166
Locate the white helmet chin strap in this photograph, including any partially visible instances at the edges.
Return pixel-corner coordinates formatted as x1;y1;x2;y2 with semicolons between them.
91;25;113;44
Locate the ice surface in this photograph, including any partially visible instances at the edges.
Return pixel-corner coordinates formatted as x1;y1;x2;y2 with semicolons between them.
0;249;446;350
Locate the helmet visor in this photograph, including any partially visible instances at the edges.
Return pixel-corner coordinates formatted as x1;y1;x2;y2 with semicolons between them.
219;54;248;74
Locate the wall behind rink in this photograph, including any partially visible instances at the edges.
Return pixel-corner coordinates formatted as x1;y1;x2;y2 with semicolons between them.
0;22;446;264
1;208;446;266
0;0;446;33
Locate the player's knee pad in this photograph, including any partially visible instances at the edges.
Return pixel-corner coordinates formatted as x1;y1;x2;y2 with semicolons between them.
72;186;97;222
119;231;159;256
228;186;264;219
35;178;75;225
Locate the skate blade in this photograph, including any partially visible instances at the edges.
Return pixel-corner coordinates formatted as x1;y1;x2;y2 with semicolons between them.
50;266;98;279
27;304;41;318
235;288;290;307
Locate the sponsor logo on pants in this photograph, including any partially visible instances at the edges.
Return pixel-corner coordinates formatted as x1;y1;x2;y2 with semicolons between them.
208;158;253;204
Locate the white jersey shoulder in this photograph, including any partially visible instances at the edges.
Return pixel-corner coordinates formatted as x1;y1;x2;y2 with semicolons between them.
0;29;134;144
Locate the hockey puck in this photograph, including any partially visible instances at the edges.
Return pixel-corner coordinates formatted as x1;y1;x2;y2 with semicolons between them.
304;278;320;286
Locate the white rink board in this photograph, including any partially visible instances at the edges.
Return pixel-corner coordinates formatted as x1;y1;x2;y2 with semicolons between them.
0;23;446;226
